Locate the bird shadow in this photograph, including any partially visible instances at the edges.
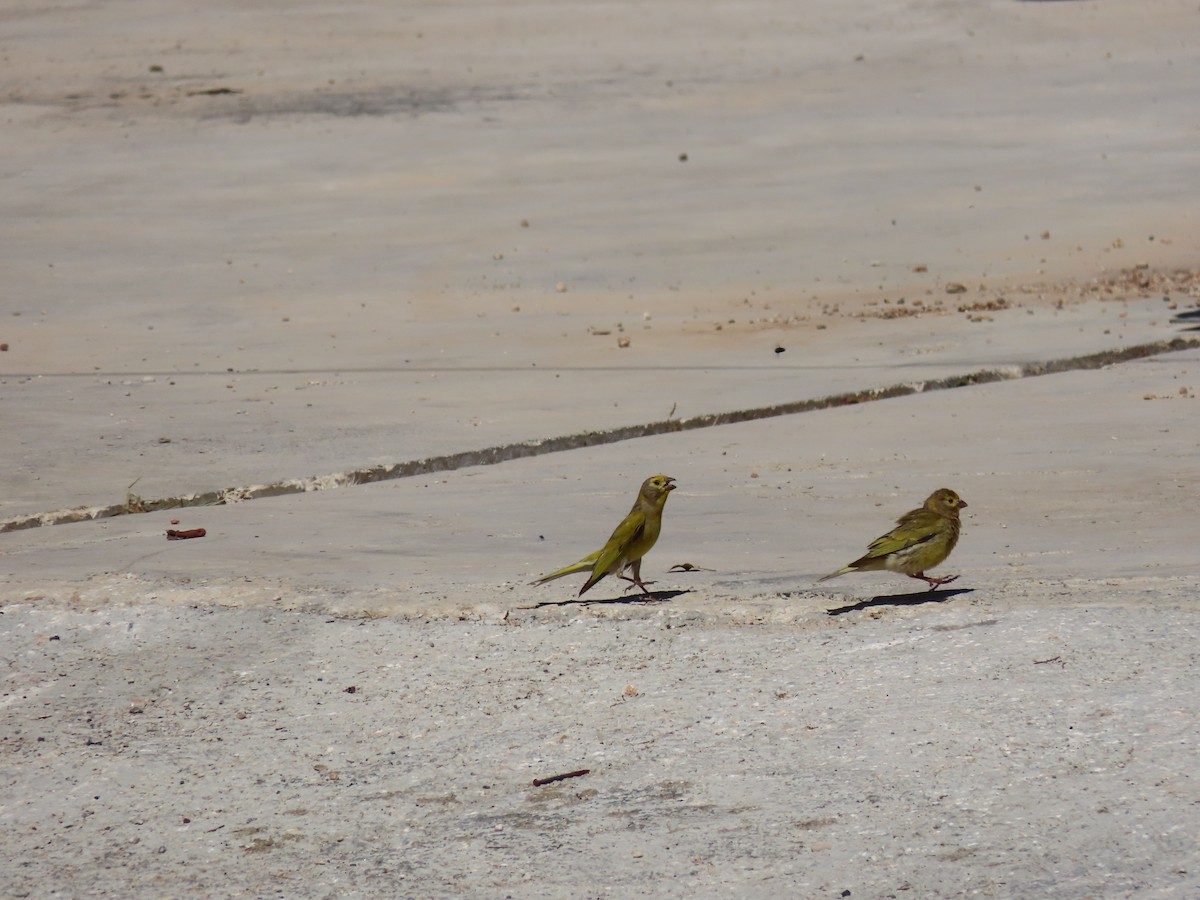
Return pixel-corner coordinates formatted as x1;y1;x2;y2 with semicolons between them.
825;587;973;617
524;588;692;609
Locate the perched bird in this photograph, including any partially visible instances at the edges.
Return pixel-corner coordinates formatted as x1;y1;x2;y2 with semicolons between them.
819;488;967;590
532;474;677;598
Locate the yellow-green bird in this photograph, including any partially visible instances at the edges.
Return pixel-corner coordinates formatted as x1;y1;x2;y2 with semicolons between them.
532;474;677;598
819;488;967;590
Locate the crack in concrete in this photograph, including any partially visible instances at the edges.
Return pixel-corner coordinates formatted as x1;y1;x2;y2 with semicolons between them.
3;337;1196;534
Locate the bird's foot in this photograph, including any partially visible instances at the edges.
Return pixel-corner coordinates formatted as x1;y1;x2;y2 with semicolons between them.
620;577;655;599
914;573;959;591
620;576;655;587
624;584;655;598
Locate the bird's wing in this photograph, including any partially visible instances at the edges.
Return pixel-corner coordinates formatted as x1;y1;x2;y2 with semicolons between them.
580;510;647;594
862;511;942;560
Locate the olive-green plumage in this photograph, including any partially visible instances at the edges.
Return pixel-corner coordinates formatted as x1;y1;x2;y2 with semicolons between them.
532;475;676;598
819;488;967;590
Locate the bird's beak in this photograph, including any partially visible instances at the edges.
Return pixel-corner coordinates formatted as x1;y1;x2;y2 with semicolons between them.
958;500;968;509
664;478;677;491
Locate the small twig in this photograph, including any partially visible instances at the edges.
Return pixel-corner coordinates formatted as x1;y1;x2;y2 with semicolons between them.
531;768;590;787
1033;655;1065;667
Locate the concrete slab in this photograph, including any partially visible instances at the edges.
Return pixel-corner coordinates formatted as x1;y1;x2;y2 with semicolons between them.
3;347;1197;615
2;300;1193;525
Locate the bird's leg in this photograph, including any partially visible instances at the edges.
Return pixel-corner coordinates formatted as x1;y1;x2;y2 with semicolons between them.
912;572;959;591
618;560;654;599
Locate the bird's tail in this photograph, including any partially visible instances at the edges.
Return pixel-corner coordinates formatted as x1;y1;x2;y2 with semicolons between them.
578;566;611;597
531;550;601;586
816;566;853;584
